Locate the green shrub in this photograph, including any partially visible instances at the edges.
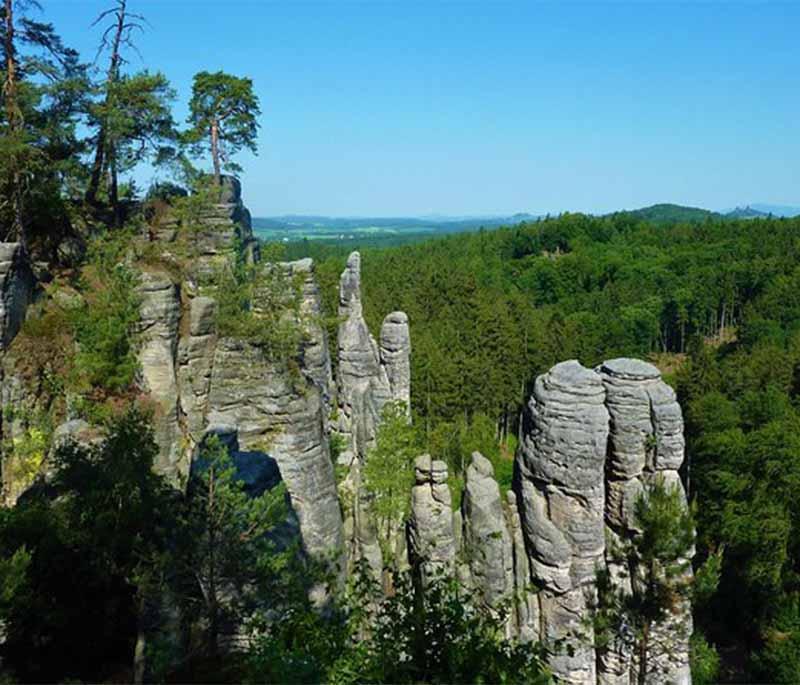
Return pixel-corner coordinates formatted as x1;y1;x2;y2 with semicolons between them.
213;241;306;362
67;234;141;395
690;632;721;685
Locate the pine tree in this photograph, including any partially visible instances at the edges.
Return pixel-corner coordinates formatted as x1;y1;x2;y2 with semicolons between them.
185;70;260;187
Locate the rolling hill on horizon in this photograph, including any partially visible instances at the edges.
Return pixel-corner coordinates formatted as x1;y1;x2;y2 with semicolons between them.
253;202;800;246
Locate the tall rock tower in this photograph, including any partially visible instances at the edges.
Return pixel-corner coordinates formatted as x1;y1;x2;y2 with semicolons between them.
516;358;693;685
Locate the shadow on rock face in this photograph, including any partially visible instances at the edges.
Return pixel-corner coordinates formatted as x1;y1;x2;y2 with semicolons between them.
191;426;301;548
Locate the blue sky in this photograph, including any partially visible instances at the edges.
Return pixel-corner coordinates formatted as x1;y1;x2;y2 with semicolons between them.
44;1;800;217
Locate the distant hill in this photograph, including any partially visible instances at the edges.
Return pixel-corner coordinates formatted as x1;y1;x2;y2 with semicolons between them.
749;203;800;218
616;203;720;224
725;206;770;219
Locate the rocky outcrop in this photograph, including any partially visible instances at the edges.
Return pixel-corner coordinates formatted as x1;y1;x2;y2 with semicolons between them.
137;271;186;486
177;295;217;443
191;176;258;278
285;258;333;402
206;339;342;559
379;312;411;409
335;252;410;462
515;358;693;685
0;243;34;352
135;184;345;564
461;452;515;610
518;360;608;684
408;454;456;586
597;358;692;685
334;252;412;579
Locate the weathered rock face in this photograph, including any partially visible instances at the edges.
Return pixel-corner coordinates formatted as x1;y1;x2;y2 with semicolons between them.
137;271;186;485
177;295;217;443
515;358;693;685
206;338;342;558
133;187;344;563
408;454;456;586
286;258;333;404
597;358;692;685
379;312;411;409
461;452;514;610
333;252;412;577
518;360;608;684
335;252;410;462
0;243;34;353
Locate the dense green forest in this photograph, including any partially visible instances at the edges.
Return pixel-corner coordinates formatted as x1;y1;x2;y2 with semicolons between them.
1;0;799;682
291;212;800;681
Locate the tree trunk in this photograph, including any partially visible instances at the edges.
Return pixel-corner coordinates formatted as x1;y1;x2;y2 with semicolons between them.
86;0;126;207
4;0;25;250
110;148;120;226
638;622;649;685
211;117;221;187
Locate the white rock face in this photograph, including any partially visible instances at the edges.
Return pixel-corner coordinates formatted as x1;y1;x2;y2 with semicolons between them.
518;360;608;684
138;271;185;485
408;454;456;586
597;358;692;685
515;358;693;685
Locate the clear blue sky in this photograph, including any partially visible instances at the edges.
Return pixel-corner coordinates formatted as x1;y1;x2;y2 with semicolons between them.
44;0;800;217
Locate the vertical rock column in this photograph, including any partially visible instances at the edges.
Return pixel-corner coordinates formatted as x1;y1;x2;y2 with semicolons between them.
461;452;515;613
138;271;187;486
334;252;411;580
597;358;692;685
379;311;411;409
0;243;34;352
177;296;218;446
517;360;609;684
408;454;456;586
336;251;390;461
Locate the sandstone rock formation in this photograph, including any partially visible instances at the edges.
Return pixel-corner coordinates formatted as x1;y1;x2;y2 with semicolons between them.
135;187;344;563
333;251;412;577
408;454;456;586
597;358;692;685
461;452;515;610
515;358;693;685
0;243;34;353
518;360;609;684
205;338;342;558
335;252;410;462
379;311;411;409
137;271;185;485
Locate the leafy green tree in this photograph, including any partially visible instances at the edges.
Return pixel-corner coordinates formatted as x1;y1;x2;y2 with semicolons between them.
596;480;695;685
186;70;260;186
0;408;174;682
67;232;141;397
246;563;550;685
86;1;177;222
1;0;88;250
362;401;420;562
172;435;288;657
86;0;141;206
